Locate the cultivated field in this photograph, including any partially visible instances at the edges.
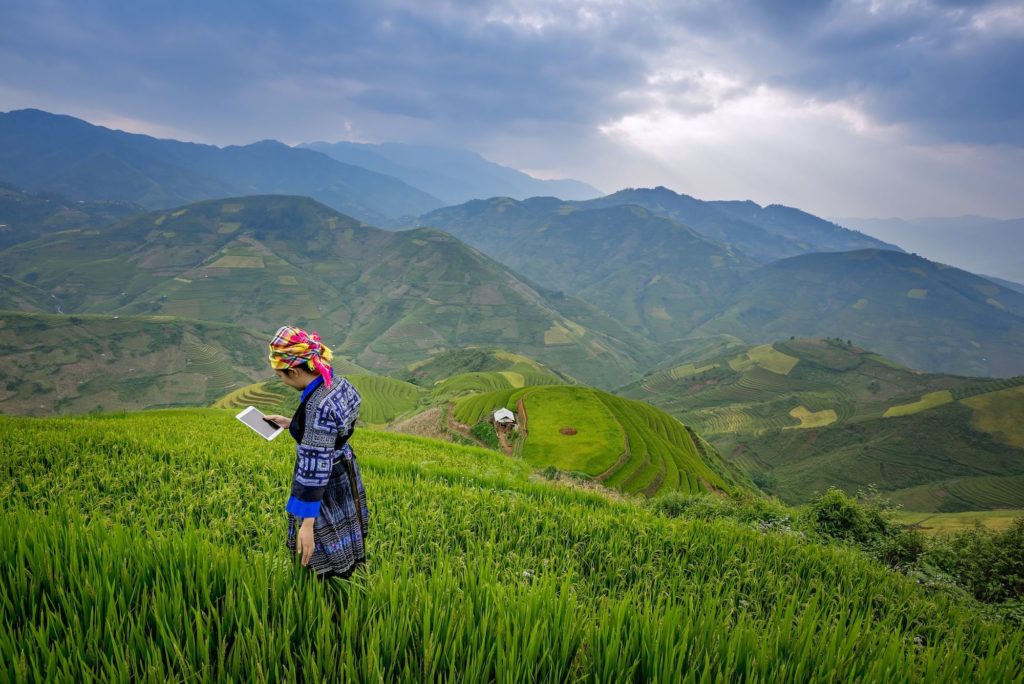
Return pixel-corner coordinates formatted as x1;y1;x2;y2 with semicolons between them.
0;410;1021;680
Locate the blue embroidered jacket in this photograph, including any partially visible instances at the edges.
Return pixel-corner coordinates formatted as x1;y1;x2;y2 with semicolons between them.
285;371;361;519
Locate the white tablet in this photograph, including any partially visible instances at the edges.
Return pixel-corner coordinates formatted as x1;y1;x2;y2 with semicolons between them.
235;405;284;441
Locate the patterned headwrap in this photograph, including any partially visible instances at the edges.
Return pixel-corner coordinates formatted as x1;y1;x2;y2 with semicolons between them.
268;325;334;388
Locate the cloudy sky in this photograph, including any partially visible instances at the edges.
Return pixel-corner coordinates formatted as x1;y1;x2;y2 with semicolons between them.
1;0;1022;218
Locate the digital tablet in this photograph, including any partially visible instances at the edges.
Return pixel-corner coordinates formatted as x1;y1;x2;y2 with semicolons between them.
235;405;284;441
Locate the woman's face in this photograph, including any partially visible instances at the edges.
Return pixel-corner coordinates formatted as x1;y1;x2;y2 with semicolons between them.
275;367;312;390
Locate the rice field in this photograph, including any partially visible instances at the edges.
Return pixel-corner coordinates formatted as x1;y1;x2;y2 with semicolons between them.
963;385;1024;447
455;386;730;497
345;375;427;425
787;405;839;429
894;509;1024;534
883;390;954;418
1;410;1021;681
727;344;800;376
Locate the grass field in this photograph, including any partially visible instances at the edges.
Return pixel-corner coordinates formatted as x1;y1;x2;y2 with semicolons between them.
0;411;1021;681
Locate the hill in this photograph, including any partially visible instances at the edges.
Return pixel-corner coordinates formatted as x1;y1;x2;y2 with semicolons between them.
580;186;898;262
621;338;1024;511
0;410;1020;680
0;109;443;224
0;308;383;417
418;197;755;342
0;310;275;414
0;183;138;250
452;384;746;497
0;195;657;388
695;249;1024;378
301;141;601;206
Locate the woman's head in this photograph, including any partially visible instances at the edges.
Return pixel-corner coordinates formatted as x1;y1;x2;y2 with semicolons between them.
268;325;334;388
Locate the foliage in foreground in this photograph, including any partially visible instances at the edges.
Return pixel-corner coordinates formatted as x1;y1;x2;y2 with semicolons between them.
0;411;1022;681
650;486;1024;620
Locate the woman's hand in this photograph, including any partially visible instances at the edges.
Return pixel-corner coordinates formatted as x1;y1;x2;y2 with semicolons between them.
264;414;291;428
296;518;315;566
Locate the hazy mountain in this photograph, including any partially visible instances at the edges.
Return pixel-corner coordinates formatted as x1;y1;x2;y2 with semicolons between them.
0;195;658;388
0;183;139;250
0;109;444;224
695;249;1024;377
836;215;1024;285
619;337;1024;511
418;197;755;343
301;141;602;205
578;186;898;262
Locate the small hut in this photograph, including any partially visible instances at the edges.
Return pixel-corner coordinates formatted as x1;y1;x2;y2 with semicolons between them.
491;408;517;432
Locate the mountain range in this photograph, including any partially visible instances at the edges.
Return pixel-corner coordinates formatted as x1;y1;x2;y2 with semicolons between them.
301;141;601;205
0;194;658;388
416;191;1024;377
0;109;606;227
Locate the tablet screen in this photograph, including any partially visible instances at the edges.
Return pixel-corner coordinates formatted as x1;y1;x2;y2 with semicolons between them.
236;406;284;440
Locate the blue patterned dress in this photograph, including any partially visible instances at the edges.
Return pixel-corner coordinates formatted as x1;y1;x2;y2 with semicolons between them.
285;371;369;579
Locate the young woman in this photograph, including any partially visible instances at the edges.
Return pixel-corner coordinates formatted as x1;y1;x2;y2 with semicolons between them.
264;325;369;580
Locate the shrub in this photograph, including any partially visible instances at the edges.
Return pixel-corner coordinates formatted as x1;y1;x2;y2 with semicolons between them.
470;422;501;450
802;487;924;568
926;518;1024;603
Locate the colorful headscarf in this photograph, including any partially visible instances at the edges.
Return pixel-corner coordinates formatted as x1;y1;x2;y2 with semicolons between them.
268;325;334;388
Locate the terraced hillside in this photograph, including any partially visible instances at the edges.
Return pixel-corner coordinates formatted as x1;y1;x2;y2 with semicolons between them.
694;248;1024;378
214;349;566;428
454;385;744;497
0;195;658;388
622;338;1024;511
1;411;1020;680
412;348;568;402
0;310;273;415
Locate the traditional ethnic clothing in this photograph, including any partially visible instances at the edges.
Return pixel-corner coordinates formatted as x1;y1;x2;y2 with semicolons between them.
285;369;369;579
268;324;368;579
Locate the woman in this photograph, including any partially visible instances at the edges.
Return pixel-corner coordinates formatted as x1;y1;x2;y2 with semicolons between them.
264;325;369;580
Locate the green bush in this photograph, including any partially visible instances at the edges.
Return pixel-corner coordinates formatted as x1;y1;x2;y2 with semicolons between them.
470;422;501;450
802;487;923;568
649;491;791;531
926;518;1024;603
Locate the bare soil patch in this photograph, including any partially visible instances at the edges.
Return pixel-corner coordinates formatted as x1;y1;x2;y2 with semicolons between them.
559;426;578;435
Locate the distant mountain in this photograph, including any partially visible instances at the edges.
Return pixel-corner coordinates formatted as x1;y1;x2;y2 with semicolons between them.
0;195;658;388
0;183;139;250
418;197;755;343
0;109;443;224
695;249;1024;377
619;337;1024;511
579;187;898;262
836;215;1024;285
301;141;601;205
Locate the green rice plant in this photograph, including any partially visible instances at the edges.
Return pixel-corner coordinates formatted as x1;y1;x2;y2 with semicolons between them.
0;410;1022;681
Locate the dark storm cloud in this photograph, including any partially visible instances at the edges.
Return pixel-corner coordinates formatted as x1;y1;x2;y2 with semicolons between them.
0;0;1020;146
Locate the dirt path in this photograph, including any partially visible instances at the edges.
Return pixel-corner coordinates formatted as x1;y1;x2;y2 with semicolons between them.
496;428;513;456
386;407;451;442
596;412;630;482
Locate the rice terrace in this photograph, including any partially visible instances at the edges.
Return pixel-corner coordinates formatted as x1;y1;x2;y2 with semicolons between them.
3;2;1024;680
